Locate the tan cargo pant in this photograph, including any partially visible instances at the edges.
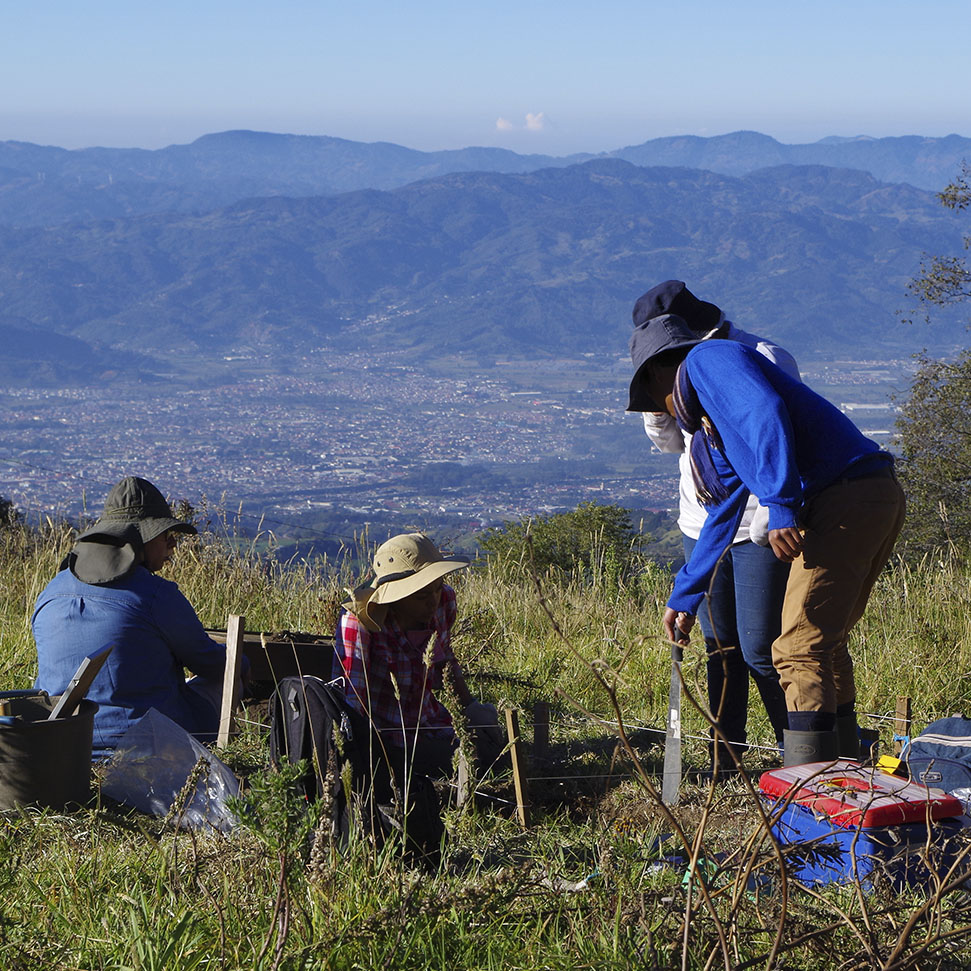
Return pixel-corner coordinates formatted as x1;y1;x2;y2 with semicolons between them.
772;470;906;714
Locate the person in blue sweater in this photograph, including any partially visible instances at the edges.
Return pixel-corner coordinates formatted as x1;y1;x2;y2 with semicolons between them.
632;281;795;775
631;314;905;765
33;476;247;756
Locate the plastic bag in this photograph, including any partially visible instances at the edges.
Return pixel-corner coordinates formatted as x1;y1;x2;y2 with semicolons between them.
100;708;239;832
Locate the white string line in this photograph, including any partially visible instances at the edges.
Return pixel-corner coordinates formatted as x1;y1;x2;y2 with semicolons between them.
236;714;912;788
863;712;911;723
238;712;902;750
444;781;516;805
527;773;645;782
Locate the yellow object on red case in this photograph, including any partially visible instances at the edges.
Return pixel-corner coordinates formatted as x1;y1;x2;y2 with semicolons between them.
877;754;906;776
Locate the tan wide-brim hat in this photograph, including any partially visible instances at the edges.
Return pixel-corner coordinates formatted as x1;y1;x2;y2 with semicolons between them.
343;532;470;633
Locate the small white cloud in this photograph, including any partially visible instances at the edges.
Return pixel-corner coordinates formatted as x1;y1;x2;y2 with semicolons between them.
496;113;548;134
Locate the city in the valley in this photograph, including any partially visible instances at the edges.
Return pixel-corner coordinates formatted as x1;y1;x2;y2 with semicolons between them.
0;349;912;555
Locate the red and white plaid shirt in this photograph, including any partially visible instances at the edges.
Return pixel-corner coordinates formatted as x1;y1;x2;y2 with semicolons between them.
338;585;457;747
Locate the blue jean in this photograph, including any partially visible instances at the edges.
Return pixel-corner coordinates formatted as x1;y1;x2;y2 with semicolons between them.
682;536;790;752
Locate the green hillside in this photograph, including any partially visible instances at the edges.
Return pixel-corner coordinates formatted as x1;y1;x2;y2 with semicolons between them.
3;510;971;968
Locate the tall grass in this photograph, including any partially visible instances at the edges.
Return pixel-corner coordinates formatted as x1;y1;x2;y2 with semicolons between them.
3;519;971;969
856;551;971;723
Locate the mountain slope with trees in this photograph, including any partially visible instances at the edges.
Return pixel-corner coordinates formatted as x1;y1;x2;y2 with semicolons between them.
0;159;964;380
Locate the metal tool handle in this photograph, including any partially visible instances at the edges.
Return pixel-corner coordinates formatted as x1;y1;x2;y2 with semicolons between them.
661;628;688;806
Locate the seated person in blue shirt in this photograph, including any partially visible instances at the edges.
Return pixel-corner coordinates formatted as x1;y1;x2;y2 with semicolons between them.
33;476;247;756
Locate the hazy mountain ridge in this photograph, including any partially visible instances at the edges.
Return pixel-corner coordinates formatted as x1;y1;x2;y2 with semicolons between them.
0;129;967;228
0;159;963;380
0;131;579;227
611;131;971;189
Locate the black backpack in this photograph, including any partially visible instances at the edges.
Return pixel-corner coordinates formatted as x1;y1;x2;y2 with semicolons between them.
268;675;445;865
905;715;971;809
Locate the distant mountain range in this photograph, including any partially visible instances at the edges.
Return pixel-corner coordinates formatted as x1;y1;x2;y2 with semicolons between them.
0;154;965;384
0;129;968;227
612;131;970;191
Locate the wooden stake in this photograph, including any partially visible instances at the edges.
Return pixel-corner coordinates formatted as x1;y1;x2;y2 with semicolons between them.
505;707;531;828
532;701;550;759
216;614;245;749
894;696;912;756
456;745;471;808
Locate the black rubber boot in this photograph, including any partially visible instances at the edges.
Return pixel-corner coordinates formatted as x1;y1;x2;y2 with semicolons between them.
836;714;860;760
783;729;839;766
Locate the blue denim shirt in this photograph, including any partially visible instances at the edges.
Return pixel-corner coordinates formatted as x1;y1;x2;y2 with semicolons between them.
32;566;236;755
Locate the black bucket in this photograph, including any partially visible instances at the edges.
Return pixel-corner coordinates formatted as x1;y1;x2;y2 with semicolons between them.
0;694;98;810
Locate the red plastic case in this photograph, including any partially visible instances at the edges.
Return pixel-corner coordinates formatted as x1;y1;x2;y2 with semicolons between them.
759;759;963;827
759;760;968;887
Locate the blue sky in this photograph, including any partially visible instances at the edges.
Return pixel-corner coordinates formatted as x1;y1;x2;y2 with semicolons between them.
2;0;968;153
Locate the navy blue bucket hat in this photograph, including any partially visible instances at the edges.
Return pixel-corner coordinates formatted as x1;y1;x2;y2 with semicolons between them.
627;313;713;412
627;282;727;411
631;280;723;331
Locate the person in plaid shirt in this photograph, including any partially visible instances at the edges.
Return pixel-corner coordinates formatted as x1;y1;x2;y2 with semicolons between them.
336;533;504;779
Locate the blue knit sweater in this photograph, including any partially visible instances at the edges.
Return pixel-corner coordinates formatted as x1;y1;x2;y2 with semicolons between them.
668;340;889;614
